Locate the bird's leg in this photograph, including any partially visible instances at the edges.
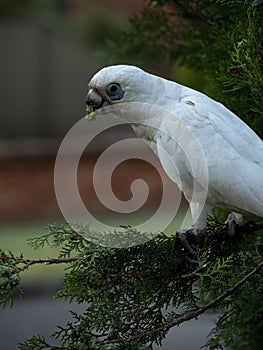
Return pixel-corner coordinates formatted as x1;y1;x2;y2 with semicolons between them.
177;203;210;256
177;228;206;256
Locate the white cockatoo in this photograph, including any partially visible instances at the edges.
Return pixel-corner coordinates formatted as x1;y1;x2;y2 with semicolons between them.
85;65;263;252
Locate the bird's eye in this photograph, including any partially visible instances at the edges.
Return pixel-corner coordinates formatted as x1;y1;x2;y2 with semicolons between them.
105;83;124;101
109;84;118;92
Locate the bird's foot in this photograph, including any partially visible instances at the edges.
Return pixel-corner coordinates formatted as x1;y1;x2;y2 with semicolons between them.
176;228;206;257
224;213;263;236
225;213;250;236
225;213;239;236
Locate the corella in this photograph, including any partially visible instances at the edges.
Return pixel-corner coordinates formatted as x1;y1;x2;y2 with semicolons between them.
86;65;263;254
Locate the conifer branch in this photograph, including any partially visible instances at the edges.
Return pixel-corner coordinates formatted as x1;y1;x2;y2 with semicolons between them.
99;260;263;346
16;257;78;272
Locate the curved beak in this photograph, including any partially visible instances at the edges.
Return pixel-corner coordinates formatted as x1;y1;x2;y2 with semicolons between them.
86;89;104;110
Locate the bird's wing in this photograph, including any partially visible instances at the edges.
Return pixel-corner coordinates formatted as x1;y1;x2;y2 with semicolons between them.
193;93;263;164
156;88;263;217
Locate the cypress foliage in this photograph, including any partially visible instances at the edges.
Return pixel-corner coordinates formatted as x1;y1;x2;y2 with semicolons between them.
105;0;263;138
1;222;263;349
1;1;263;349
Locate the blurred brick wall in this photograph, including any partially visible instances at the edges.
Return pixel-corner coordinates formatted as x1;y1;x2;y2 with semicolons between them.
0;139;183;223
0;154;59;222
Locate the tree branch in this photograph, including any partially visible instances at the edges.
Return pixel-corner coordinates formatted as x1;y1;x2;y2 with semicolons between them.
99;260;263;346
16;257;78;272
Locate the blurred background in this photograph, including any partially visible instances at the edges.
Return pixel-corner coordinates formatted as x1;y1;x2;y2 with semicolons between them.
0;1;212;348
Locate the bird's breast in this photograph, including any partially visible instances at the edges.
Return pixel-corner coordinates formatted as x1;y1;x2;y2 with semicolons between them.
130;124;157;142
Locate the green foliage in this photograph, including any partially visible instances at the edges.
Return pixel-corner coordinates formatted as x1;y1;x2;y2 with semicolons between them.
103;6;178;67
0;250;22;308
104;0;263;138
1;1;263;349
1;221;263;349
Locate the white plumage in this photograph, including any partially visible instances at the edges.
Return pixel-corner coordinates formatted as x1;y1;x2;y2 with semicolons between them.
86;65;263;233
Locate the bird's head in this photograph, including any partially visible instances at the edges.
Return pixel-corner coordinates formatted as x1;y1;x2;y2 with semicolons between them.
85;65;156;120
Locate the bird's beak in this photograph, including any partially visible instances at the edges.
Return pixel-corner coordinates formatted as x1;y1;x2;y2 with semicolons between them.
85;88;106;120
86;88;105;110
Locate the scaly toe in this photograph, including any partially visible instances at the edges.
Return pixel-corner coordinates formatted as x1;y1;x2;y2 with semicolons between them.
177;228;206;256
225;213;237;236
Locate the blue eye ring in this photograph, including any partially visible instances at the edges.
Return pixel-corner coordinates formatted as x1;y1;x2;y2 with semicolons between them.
106;83;124;101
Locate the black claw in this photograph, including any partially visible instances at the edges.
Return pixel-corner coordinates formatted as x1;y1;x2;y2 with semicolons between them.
176;228;206;257
177;231;197;256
